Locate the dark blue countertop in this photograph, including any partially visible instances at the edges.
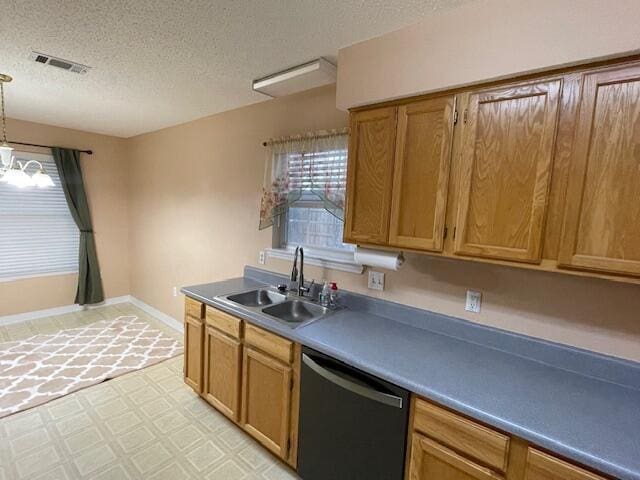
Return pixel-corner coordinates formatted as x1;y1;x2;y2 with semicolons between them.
182;267;640;480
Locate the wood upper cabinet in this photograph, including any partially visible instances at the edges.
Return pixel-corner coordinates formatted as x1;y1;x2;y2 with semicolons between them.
523;449;605;480
558;63;640;276
409;433;503;480
454;80;561;263
184;316;204;393
389;96;456;251
203;325;242;422
241;346;293;459
344;106;397;245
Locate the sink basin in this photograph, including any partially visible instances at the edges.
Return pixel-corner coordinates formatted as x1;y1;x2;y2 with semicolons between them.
226;289;287;307
262;300;329;324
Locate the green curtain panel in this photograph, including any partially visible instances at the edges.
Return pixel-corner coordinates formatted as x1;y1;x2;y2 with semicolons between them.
53;147;104;305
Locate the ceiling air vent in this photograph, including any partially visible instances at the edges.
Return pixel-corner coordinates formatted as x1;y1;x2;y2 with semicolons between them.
28;51;91;75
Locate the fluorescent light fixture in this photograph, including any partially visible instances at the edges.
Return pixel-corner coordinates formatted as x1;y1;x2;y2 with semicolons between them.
253;58;337;98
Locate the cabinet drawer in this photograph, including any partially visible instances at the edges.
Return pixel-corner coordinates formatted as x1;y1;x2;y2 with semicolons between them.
413;398;509;472
206;307;242;339
410;432;503;480
525;448;605;480
244;324;293;364
185;297;204;319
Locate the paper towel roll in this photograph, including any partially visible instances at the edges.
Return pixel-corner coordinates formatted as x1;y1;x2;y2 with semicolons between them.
354;247;404;271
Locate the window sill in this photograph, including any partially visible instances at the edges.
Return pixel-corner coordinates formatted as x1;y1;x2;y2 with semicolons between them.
265;248;364;274
0;270;79;283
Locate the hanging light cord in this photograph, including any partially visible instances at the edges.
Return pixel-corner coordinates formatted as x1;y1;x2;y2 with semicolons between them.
0;81;7;144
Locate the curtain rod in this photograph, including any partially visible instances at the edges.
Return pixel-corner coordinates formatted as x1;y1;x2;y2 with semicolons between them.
262;128;349;147
9;140;93;155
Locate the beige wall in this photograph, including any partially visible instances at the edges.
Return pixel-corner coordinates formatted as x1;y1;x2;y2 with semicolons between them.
3;8;640;361
337;0;640;109
0;118;130;315
126;85;640;363
127;85;347;320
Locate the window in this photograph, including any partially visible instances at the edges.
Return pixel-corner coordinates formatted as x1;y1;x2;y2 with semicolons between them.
269;143;361;273
0;151;79;281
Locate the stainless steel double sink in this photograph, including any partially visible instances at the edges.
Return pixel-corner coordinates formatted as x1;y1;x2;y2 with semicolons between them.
216;287;333;328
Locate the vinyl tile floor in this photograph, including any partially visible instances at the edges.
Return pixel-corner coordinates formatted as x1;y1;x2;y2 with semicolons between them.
0;303;299;480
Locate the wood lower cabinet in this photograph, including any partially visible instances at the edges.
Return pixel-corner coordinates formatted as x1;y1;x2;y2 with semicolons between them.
203;325;242;421
184;303;204;394
454;79;561;263
558;63;640;276
409;433;503;480
523;449;605;480
187;301;614;480
185;300;300;467
344;106;398;245
241;346;293;459
389;95;456;252
406;396;611;480
412;398;509;473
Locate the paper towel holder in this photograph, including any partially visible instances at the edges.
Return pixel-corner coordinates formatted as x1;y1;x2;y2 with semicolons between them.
354;247;405;271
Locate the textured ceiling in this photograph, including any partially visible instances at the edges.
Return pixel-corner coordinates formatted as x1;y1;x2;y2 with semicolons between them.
0;0;472;137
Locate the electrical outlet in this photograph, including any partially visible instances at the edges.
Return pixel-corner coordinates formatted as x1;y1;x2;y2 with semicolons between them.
172;286;178;297
258;250;266;265
368;271;385;291
465;290;481;313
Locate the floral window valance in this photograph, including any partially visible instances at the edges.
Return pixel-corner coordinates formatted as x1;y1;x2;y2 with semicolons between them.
259;128;349;230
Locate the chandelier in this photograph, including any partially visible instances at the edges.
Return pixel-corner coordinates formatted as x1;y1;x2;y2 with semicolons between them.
0;74;54;188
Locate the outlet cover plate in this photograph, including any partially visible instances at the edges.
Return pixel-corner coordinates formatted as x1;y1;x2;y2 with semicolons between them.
465;290;481;313
368;271;385;291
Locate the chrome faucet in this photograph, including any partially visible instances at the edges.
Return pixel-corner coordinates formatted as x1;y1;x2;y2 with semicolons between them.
290;246;312;297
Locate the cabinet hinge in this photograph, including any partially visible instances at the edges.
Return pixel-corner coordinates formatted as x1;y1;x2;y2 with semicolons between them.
287;438;291;452
463;109;468;124
453;110;458;125
453;227;457;239
443;226;448;239
290;378;294;391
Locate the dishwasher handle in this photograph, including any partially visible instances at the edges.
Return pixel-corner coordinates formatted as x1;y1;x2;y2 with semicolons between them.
302;353;403;409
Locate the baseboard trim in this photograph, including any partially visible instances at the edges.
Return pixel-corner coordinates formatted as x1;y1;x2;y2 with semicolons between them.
128;296;183;334
0;296;131;326
0;295;183;334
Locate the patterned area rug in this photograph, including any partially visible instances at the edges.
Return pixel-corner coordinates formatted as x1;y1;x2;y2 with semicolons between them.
0;316;183;419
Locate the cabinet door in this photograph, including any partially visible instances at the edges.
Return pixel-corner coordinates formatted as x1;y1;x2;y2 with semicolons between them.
344;106;397;245
558;64;640;276
184;315;204;394
389;96;456;251
524;448;605;480
408;433;503;480
241;347;292;459
203;326;242;422
454;80;561;263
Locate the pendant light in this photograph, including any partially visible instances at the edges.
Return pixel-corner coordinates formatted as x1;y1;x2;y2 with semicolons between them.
0;74;54;188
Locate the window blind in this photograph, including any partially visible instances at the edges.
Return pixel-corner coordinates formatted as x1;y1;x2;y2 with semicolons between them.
286;148;348;194
282;147;353;252
0;152;79;281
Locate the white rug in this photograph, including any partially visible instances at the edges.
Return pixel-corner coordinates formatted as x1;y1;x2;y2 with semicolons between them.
0;316;183;418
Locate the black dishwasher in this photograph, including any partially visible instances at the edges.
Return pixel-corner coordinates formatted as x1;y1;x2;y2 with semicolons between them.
298;346;410;480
